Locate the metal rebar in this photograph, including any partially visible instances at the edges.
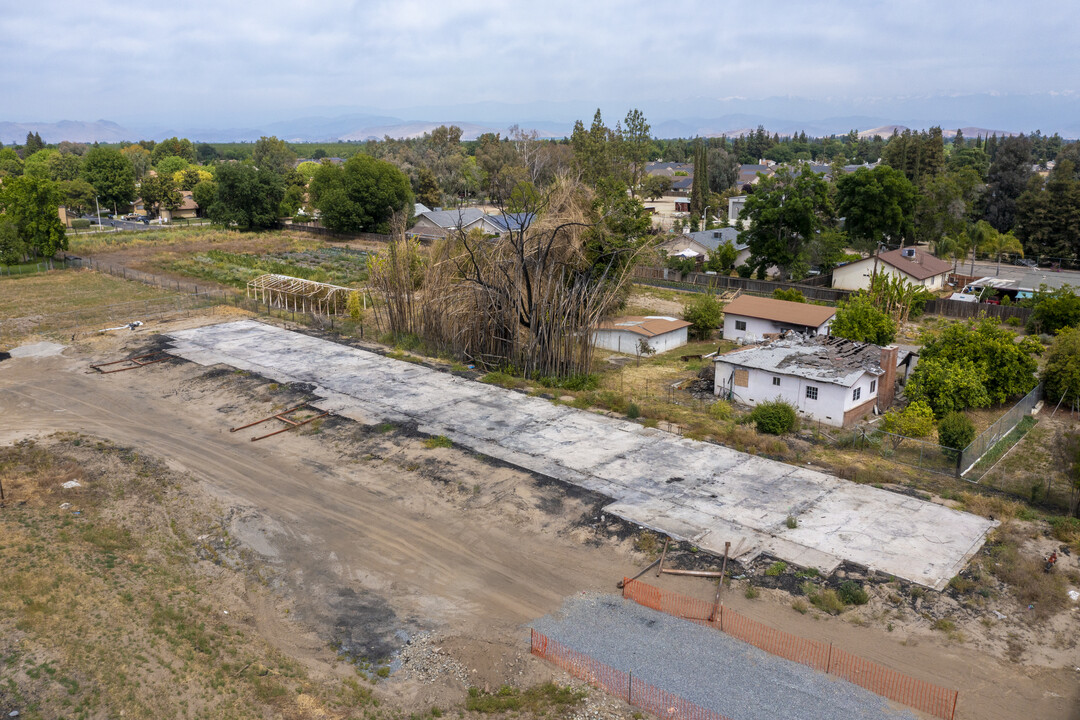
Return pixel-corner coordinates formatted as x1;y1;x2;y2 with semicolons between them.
655;538;670;577
658;568;725;578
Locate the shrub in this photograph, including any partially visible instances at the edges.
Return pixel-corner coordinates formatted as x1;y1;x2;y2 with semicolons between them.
626;402;641;419
938;411;976;453
830;294;897;345
423;435;452;449
765;561;787;576
70;218;91;229
749;400;797;435
838;580;869;605
707;400;733;421
772;288;806;303
735;264;753;278
880;400;935;444
809;588;845;615
682;293;724;340
1005;316;1022;326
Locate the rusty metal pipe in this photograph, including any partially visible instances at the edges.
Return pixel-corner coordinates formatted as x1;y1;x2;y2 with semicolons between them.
249;411;329;441
617;556;663;589
229;404;309;432
655;538;670;577
710;541;730;622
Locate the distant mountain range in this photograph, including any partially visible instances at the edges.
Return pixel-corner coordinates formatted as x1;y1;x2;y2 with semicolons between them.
3;93;1078;145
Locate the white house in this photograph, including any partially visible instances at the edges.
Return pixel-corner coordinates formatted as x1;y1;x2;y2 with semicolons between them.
593;316;692;355
714;335;898;427
659;227;751;266
831;247;952;292
722;295;835;342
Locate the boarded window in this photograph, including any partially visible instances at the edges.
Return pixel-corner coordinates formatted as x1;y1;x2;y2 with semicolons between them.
734;369;749;387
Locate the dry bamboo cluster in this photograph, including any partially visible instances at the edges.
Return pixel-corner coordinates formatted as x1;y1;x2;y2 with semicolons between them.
368;181;643;379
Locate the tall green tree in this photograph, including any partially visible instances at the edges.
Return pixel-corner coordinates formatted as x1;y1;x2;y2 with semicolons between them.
206;164;284;230
706;146;738;193
24;131;45;155
0;147;24;177
80;147;136;212
120;144;152;181
151;137;195;165
1041;327;1080;406
314;155;413;234
739;165;832;280
251;136;298;176
0;175;67;259
138;173;182;218
835;165;916;250
830;294;897;344
1015;159;1080;258
56;179;97;216
689;141;708;220
620;108;652;196
914;167;982;248
983;135;1033;232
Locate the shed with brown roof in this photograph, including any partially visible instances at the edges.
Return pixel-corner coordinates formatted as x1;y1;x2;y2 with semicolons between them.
722;295;836;342
592;316;693;354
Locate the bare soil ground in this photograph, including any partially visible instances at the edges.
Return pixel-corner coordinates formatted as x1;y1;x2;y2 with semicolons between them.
1;313;1078;720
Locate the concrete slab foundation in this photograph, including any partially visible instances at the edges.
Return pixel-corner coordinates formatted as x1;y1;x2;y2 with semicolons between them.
166;320;996;590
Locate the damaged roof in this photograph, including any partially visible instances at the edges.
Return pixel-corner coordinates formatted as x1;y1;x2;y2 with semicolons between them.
715;335;885;386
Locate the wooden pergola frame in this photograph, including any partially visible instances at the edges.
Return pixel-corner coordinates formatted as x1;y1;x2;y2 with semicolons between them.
246;274;355;316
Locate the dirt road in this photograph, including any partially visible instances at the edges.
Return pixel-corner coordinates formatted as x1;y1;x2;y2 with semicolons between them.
0;327;1076;720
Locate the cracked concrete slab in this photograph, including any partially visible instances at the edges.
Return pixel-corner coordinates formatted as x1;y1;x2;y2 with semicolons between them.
166;320;996;590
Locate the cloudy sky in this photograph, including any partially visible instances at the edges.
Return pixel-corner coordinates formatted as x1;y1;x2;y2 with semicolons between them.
2;0;1078;127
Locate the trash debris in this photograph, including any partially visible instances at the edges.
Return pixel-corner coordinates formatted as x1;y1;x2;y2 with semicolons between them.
61;480;81;489
1069;590;1079;602
991;610;1007;620
59;502;71;509
98;321;144;333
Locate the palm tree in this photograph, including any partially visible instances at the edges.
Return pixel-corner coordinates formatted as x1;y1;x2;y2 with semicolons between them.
975;220;1024;276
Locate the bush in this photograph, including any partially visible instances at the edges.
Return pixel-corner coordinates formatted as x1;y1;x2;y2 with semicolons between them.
707;400;733;421
772;288;806;303
881;400;935;442
626;402;641;419
765;561;787;576
830;294;897;345
809;588;845;615
938;411;976;453
735;264;753;278
749;400;797;435
682;293;724;340
1005;316;1022;327
70;218;91;229
838;580;869;605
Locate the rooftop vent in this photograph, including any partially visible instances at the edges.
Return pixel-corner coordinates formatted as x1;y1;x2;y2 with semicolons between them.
901;247;916;259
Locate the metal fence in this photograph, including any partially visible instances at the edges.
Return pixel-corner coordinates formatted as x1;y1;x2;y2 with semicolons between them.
633;266;852;303
621;579;959;720
959;383;1043;479
530;629;734;720
845;427;959;477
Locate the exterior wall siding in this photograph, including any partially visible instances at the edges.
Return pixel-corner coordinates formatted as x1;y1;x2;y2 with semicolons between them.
722;314;831;342
832;259;947;292
593;328;687;355
714;363;879;427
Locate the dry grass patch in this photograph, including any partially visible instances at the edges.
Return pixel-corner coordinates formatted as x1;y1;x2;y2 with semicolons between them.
0;268;176;320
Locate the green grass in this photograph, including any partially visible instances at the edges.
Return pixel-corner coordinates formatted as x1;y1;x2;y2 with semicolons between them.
169;247;370;289
423;435;452;449
0;268;177;321
465;683;585;713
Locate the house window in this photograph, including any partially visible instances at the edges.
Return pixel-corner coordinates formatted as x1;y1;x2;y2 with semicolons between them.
772;377;781;386
870;379;877;393
853;387;861;402
806;386;818;400
735;320;747;331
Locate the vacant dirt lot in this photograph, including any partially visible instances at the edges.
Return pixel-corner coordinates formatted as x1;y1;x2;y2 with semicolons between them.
1;316;1078;720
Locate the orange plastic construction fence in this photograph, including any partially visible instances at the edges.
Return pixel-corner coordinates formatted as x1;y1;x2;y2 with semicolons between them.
622;578;958;720
531;629;734;720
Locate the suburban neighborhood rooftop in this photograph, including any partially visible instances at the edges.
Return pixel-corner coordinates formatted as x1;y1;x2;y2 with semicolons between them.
722;295;836;327
595;315;692;338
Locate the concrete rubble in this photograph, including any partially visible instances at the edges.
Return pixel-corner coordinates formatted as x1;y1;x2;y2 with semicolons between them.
167;320;997;590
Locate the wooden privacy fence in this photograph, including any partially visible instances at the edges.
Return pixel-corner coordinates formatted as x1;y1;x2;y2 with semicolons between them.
530;630;733;720
622;579;958;720
923;298;1032;322
633;266;852;303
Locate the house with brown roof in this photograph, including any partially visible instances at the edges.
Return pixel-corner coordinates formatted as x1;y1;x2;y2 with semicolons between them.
831;247;952;292
722;295;835;342
160;190;198;221
592;316;693;354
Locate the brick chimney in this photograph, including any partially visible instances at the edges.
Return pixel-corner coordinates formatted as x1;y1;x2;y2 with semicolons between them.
877;345;899;412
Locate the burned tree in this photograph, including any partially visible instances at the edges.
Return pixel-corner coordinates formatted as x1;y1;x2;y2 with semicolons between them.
368;177;649;378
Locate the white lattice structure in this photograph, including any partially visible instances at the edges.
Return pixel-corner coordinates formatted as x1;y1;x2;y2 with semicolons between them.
246;274;356;315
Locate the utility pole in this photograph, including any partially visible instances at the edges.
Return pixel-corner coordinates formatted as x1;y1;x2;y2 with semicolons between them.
95;196;102;229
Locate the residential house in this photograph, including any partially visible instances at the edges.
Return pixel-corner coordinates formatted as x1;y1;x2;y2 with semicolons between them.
673;198;691;213
659;227;749;266
737;164;773;186
831;247;952;292
645;162;693;178
714;335;898;427
160;190;198;221
409;208;487;238
722;295;835;342
593;316;692;355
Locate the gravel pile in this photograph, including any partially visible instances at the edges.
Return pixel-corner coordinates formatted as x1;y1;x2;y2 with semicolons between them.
531;594;918;720
395;632;470;685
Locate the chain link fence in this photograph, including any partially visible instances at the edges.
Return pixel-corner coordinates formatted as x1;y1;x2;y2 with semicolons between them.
959;383;1043;480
